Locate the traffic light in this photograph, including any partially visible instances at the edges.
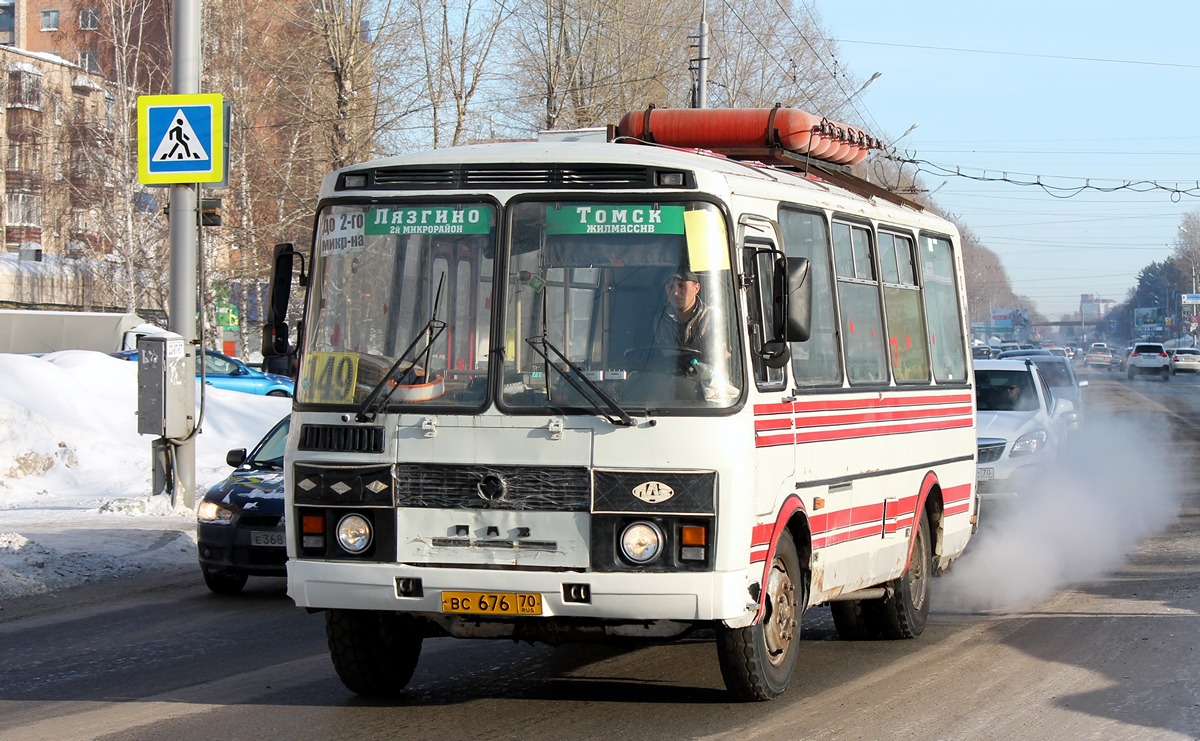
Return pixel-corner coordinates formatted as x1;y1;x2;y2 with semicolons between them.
201;197;222;227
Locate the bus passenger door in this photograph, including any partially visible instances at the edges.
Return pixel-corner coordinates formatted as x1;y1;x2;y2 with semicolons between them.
742;223;795;524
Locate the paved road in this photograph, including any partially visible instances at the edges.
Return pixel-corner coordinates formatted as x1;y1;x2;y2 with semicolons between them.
1;377;1198;740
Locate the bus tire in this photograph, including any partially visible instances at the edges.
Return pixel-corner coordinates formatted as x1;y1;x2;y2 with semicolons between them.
876;509;932;639
326;609;422;698
830;598;885;640
716;529;804;701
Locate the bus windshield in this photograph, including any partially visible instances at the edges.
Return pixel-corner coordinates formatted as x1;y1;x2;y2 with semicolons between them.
500;200;743;412
299;202;495;409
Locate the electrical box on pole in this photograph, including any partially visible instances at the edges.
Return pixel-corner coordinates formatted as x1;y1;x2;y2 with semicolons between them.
136;332;193;439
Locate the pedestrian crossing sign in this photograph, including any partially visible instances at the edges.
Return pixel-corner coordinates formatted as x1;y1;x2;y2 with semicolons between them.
137;93;225;184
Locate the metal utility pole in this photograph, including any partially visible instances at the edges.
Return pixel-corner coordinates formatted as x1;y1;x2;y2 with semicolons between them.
691;5;708;108
169;0;200;507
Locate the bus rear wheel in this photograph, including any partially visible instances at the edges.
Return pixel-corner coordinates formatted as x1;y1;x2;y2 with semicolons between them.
831;509;932;640
716;530;805;701
326;609;423;698
876;509;932;638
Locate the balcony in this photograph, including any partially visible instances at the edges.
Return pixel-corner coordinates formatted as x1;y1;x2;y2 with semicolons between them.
5;226;42;251
5;171;43;193
6;107;42;140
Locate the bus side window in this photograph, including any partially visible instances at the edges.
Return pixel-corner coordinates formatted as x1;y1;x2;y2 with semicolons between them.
779;208;841;387
833;221;888;385
919;235;968;383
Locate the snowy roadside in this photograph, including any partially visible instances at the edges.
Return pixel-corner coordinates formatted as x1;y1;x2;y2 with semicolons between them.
0;350;290;603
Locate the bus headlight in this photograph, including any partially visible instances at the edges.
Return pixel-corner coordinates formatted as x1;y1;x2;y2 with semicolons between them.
336;513;373;553
620;521;663;564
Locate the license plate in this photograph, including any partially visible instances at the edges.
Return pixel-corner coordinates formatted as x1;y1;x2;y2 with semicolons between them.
977;467;994;482
441;590;543;616
251;531;285;547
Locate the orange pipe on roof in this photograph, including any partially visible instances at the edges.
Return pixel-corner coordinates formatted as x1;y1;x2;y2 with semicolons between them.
616;107;876;166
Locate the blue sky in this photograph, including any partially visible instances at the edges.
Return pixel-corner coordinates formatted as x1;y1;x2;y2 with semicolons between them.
812;1;1200;318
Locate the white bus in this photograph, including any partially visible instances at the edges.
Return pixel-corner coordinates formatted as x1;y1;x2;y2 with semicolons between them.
264;107;978;701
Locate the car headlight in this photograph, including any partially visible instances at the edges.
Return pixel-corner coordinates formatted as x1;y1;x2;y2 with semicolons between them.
620;521;663;564
197;500;233;524
336;513;373;553
1010;429;1049;457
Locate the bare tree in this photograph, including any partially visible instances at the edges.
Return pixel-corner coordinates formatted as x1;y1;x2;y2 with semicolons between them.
55;0;172;319
404;0;513;147
705;1;853;116
503;0;693;134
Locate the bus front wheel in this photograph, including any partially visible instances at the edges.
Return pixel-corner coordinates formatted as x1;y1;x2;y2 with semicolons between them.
716;529;805;701
326;609;423;698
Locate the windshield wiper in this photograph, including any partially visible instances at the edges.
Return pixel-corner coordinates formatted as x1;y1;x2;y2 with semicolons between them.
524;336;635;427
355;275;447;422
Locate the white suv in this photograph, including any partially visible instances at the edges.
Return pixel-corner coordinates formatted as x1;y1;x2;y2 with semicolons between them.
1126;342;1171;381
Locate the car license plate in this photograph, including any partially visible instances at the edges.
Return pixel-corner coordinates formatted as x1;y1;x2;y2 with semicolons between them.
977;467;994;482
251;531;285;547
441;591;543;616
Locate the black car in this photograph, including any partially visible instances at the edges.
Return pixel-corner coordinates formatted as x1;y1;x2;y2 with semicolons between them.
197;416;289;594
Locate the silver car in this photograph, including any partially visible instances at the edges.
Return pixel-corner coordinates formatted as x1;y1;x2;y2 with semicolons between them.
1170;347;1200;375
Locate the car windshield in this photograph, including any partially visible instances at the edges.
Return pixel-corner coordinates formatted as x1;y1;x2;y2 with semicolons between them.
1029;359;1072;387
976;369;1040;412
1176;349;1200;356
1134;345;1163;354
249;418;291;469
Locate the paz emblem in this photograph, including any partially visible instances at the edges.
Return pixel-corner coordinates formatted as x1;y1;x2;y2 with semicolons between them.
632;481;675;504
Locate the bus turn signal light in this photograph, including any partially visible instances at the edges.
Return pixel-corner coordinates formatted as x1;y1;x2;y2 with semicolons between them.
681;525;707;546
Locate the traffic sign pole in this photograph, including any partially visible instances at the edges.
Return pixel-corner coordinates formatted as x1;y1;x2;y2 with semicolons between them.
169;0;200;509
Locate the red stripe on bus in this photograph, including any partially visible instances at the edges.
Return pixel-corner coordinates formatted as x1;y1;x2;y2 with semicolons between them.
942;482;973;504
790;393;973;413
814;522;883;548
754;418;793;432
944;501;971;517
755;433;795;448
753;402;794;416
792;416;971;444
794;404;973;428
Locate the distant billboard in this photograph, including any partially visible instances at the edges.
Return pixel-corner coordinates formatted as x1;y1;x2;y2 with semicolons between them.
1133;307;1162;333
990;308;1013;329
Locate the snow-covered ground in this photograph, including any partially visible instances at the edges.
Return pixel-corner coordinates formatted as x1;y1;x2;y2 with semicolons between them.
0;350;290;601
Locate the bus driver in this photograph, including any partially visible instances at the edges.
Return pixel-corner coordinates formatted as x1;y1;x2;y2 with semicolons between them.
650;270;720;378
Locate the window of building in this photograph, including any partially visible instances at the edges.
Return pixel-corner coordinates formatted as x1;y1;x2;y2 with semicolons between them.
7;192;43;227
7;69;44;109
78;7;98;31
41;9;59;31
79;51;100;74
1;3;18;45
6;142;40;171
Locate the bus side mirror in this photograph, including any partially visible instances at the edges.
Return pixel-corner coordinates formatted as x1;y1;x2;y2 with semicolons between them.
262;321;289;357
784;257;812;342
266;243;295;325
758;256;811;369
264;243;306;359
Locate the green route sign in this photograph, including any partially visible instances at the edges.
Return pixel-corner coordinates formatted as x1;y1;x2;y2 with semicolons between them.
545;205;685;235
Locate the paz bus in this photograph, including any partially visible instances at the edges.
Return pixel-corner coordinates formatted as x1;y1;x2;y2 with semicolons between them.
263;107;978;701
